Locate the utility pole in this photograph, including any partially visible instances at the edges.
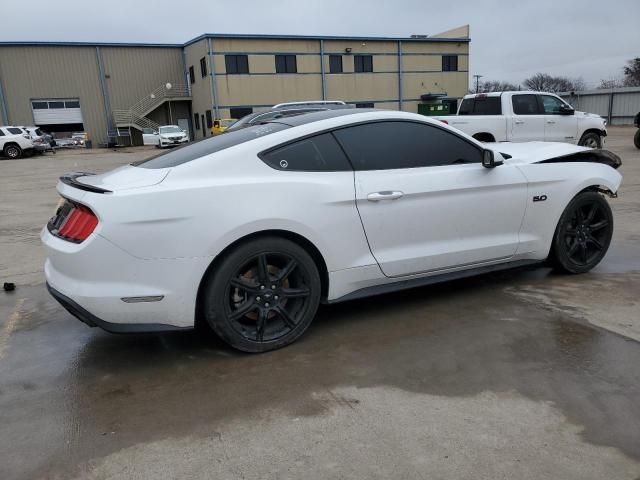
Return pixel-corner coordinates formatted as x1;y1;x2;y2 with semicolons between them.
473;74;483;93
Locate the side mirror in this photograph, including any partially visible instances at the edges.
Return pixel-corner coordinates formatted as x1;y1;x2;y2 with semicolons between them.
482;149;503;168
559;104;575;115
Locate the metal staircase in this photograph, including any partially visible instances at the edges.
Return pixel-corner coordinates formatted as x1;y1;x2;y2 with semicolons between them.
112;83;190;132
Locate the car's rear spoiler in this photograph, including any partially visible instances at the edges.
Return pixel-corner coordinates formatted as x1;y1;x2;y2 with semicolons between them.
59;172;112;194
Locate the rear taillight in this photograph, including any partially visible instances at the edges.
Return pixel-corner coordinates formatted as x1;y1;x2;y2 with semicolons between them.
48;199;98;243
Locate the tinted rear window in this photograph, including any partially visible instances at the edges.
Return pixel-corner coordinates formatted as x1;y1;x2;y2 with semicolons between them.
458;96;502;115
134;123;289;169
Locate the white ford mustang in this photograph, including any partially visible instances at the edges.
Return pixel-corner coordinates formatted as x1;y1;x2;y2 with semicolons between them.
42;109;622;352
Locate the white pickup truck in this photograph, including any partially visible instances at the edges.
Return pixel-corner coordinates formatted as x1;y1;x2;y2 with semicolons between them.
435;91;607;148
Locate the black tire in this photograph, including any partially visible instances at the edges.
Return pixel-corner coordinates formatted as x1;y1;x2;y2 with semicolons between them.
634;129;640;149
202;236;321;353
3;144;22;159
549;191;613;274
578;132;602;149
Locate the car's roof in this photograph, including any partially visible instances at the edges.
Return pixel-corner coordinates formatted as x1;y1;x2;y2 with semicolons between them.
266;108;375;127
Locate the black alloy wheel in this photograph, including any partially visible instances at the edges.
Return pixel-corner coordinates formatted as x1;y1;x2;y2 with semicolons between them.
551;191;613;274
203;237;321;352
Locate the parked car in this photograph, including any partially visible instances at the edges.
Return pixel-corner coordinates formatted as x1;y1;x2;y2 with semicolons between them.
434;91;607;148
634;111;640;149
20;126;55;154
142;125;189;148
211;119;236;135
43;109;621;352
227;101;353;132
0;126;35;159
71;132;89;146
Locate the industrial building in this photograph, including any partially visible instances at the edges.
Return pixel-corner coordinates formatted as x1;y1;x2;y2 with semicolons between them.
0;26;470;145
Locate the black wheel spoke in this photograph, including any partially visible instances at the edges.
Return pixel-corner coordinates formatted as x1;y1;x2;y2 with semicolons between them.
590;220;609;231
275;259;297;283
587;235;604;250
585;204;598;224
580;243;588;263
565;227;577;236
256;254;270;284
275;306;297;329
255;309;268;342
281;287;310;298
229;300;256;321
230;277;260;294
567;240;580;257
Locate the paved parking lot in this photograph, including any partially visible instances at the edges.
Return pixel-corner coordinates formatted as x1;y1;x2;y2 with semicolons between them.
1;129;640;479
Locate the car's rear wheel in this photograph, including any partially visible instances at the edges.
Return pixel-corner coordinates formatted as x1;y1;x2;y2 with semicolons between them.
550;191;613;274
3;144;22;159
202;237;321;352
634;129;640;149
578;132;602;148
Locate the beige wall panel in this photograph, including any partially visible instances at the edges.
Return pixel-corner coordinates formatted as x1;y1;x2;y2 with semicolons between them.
326;73;398;102
323;40;397;54
213;39;319;54
401;100;421;113
0;45;106;143
297;55;321;74
249;55;276;74
215;75;323;106
101;47;184;110
401;42;469;54
184;39;212;139
402;55;442;72
458;55;469;71
402;72;469;99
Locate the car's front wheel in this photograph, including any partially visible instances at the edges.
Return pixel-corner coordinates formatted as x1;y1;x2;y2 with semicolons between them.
202;237;321;352
550;191;613;274
634;129;640;149
3;144;22;159
578;132;602;148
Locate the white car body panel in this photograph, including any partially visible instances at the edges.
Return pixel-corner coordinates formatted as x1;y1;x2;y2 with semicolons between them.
42;110;622;330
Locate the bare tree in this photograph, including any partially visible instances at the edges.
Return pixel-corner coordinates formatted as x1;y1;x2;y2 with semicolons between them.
474;80;519;93
523;73;586;93
598;77;624;89
623;58;640;86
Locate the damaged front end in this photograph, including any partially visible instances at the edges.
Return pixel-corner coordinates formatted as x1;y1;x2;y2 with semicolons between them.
536;149;622;170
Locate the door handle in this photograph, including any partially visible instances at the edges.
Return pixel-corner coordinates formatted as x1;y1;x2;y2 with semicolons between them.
367;191;404;201
514;120;525;125
546;120;556;124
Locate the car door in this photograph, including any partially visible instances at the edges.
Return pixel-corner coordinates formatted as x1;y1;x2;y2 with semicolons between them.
540;94;578;143
333;121;529;277
510;94;545;141
142;128;158;145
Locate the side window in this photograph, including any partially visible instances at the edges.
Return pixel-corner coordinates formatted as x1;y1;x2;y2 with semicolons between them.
333;121;482;171
194;113;200;130
205;110;213;129
442;55;458;72
329;55;343;73
512;94;541;115
189;66;195;84
225;55;249;74
275;55;297;73
354;55;373;73
200;57;207;78
261;133;352;172
540;95;566;114
7;127;24;135
142;128;155;134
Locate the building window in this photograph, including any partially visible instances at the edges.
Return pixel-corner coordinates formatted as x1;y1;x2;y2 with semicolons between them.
354;55;373;73
205;110;213;129
230;107;253;119
442;55;458;72
194;113;200;130
225;55;249;74
189;66;195;84
355;102;374;108
200;57;207;78
329;55;343;73
275;55;297;73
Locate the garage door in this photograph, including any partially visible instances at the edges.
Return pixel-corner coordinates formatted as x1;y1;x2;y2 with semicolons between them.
32;99;83;125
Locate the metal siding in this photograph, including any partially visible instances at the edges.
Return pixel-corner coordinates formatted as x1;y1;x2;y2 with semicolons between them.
0;45;106;142
183;39;212;139
561;88;640;125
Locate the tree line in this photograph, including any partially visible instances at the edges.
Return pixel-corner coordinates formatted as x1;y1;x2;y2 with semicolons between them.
474;57;640;93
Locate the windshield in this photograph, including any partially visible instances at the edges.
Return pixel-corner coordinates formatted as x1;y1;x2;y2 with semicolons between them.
134;123;289;169
160;126;181;134
221;120;236;128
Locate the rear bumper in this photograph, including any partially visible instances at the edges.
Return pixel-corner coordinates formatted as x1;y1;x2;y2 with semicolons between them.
46;283;190;333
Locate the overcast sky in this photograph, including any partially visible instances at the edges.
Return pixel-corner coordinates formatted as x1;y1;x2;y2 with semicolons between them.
1;0;638;88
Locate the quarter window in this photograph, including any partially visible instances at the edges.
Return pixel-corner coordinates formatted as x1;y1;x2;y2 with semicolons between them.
442;55;458;72
275;55;297;73
333;121;482;171
512;94;541;115
261;133;352;172
7;127;23;134
540;95;566;114
0;129;5;136
329;55;343;73
354;55;373;73
225;55;249;74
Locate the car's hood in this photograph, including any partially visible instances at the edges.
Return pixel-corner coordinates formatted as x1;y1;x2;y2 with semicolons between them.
74;165;170;191
487;141;590;164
